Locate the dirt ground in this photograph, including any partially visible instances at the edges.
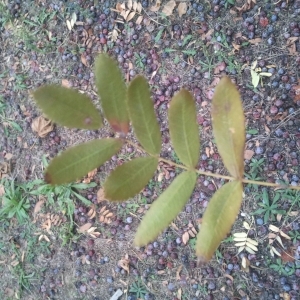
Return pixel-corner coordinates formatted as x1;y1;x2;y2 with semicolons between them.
0;0;300;299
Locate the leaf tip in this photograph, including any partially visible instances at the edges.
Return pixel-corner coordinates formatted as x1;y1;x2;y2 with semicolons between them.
197;255;209;266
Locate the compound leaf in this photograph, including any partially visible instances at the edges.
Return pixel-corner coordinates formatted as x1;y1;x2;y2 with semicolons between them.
33;85;102;129
196;180;243;263
134;171;197;246
45;139;123;185
95;54;129;134
127;76;161;155
104;156;158;201
169;89;199;168
212;77;245;179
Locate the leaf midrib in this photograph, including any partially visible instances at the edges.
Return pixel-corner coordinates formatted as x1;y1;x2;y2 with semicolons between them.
112;157;157;196
52;140;120;177
131;82;158;155
205;181;241;252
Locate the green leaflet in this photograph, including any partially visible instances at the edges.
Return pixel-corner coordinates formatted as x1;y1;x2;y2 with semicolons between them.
94;54;129;134
45;139;123;185
104;156;158;201
33;85;102;129
127;76;161;155
168;89;200;168
134;171;197;246
211;77;245;179
196;180;243;263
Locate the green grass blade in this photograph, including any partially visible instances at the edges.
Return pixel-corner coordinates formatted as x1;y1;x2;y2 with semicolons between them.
134;171;197;246
33;85;102;129
127;76;161;155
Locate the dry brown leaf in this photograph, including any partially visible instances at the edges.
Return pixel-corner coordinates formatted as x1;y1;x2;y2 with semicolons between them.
118;258;130;273
136;15;143;25
157;172;164;182
162;0;176;16
120;9;128;19
0;184;4;197
182;231;189;245
116;3;124;12
188;229;196;238
177;288;182;300
31;116;54;138
78;222;92;233
87;207;96;219
171;222;179;231
281;292;290;300
176;265;182;280
288;211;299;216
126;11;136;22
97;188;106;203
177;2;187;17
133;1;137;11
280;247;295;263
81;53;88;67
279;230;291;240
224;273;234;281
4;153;13;160
127;0;133;10
244;149;254;160
150;0;161;12
248;38;262;44
66;20;72;31
11;260;19;267
137;2;142;13
61;79;71;88
33;199;45;216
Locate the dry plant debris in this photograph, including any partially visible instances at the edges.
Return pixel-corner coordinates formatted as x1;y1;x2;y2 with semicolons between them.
117;254;130;273
31;115;54;138
182;223;197;245
268;224;291;257
233;221;258;254
250;60;272;88
66;12;77;31
99;205;114;224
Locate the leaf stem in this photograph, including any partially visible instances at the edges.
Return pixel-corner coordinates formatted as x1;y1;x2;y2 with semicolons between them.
125;140;300;191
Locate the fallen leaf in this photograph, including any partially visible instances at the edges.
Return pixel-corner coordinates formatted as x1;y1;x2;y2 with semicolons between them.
118;258;130;273
176;265;182;280
31;116;54;138
126;11;136;22
177;2;187;17
182;232;189;245
280;247;295;263
81;53;88;67
4;153;13;160
150;0;161;12
127;0;133;10
177;288;182;300
78;223;92;233
281;292;290;300
61;79;71;88
97;188;106;203
33;199;45;216
0;185;4;197
244;149;254;160
66;19;72;31
136;15;143;25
